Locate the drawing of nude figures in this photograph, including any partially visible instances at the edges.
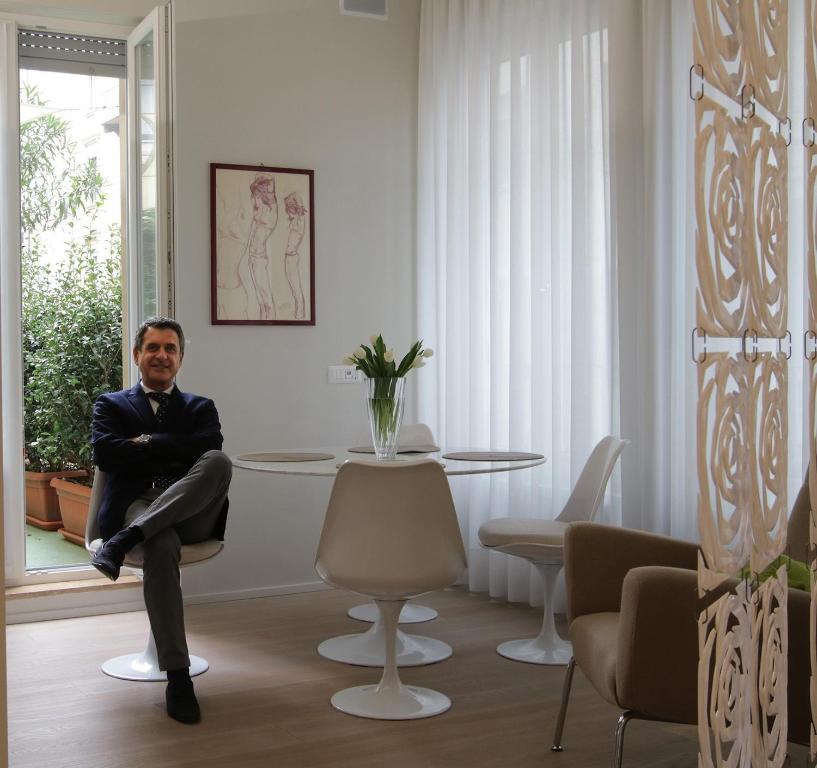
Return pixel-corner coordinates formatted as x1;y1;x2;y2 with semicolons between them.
213;164;313;324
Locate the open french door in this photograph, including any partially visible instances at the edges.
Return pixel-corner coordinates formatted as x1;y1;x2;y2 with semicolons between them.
0;3;173;585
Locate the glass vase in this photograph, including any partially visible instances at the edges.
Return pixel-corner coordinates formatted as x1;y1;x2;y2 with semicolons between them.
365;377;406;461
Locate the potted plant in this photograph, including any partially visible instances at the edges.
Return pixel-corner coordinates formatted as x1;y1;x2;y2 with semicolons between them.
24;222;123;542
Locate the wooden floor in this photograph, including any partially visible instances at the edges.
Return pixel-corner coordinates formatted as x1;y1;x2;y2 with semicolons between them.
7;587;709;767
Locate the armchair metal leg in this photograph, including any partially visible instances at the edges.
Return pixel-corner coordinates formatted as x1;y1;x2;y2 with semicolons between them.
551;656;576;752
613;710;637;768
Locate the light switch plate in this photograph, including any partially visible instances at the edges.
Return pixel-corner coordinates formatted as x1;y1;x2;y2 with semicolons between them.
328;365;362;384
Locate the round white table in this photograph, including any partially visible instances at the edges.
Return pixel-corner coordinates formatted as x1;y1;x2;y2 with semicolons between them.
232;447;546;478
232;447;546;667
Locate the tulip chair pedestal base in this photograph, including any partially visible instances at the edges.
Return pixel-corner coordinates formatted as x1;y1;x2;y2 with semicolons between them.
331;683;452;720
101;632;209;681
497;636;572;666
330;600;452;720
102;653;209;681
347;601;438;624
495;561;572;666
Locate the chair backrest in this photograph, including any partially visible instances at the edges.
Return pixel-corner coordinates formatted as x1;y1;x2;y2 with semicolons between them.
556;436;628;524
315;459;467;600
399;422;435;447
85;467;107;549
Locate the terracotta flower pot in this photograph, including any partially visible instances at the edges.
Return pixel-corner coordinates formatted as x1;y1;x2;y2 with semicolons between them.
50;477;93;546
24;469;87;531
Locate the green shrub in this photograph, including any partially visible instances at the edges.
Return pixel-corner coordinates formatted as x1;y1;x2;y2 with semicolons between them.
23;221;123;473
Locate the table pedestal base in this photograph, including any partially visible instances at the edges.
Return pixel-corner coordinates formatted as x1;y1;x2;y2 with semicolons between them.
318;622;451;667
347;601;438;624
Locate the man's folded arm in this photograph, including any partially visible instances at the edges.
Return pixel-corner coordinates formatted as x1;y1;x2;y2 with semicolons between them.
146;400;223;463
92;395;223;471
92;396;151;473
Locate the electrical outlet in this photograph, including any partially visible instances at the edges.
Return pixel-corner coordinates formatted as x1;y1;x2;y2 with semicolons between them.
327;365;362;384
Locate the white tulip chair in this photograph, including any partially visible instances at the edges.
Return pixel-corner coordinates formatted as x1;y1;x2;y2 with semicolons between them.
478;436;628;665
85;469;223;680
315;459;467;719
346;423;441;627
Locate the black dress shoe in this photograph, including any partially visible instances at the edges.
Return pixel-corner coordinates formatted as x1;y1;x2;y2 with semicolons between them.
90;543;124;581
90;527;143;582
166;677;201;724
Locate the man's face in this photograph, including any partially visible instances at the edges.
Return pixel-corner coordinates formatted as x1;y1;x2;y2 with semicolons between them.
133;327;183;391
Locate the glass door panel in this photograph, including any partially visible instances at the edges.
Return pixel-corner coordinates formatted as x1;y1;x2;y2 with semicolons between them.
127;5;172;378
135;28;157;319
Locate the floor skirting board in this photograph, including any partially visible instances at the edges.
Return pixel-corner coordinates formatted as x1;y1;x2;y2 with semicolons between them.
6;579;331;624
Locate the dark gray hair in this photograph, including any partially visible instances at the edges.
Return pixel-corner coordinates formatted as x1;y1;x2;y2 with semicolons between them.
133;316;186;354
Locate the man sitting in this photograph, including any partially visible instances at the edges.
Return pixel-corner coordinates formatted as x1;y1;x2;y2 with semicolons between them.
90;316;231;724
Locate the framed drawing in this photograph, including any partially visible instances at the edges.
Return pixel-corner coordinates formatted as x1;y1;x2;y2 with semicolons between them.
211;162;315;325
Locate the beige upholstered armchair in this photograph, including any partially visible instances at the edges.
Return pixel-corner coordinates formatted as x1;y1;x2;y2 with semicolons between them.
554;486;811;767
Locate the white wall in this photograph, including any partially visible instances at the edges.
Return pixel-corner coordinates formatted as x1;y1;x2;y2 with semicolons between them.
171;0;420;600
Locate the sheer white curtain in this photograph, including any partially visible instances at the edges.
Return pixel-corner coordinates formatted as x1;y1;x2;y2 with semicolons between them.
616;0;699;541
418;0;618;603
417;0;699;603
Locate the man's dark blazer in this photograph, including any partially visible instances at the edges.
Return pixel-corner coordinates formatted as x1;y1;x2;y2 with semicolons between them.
91;383;228;541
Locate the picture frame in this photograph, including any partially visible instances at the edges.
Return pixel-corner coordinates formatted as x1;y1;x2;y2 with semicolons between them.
210;162;315;325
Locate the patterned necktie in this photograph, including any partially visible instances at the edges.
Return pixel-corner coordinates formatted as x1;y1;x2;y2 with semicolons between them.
146;391;171;423
146;391;176;490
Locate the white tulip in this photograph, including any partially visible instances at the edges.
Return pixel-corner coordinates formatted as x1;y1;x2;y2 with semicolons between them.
342;356;357;365
411;358;426;369
353;347;366;359
422;348;434;358
384;349;395;363
370;334;379;346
